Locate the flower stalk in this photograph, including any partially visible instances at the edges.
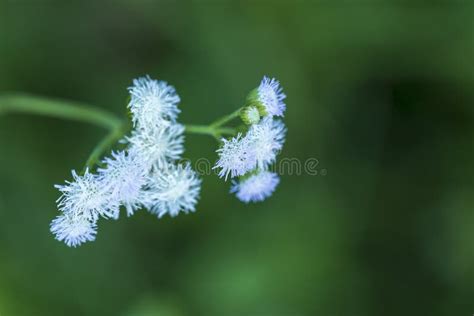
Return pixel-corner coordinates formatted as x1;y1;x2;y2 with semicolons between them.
210;108;242;128
0;93;240;170
0;93;122;130
83;122;129;172
185;124;236;137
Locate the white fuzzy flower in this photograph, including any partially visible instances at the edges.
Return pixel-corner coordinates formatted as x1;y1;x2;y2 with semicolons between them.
126;123;185;170
55;169;114;221
142;164;201;218
231;171;280;203
257;76;286;117
214;133;257;180
128;75;181;129
50;214;97;247
98;150;147;217
247;117;286;169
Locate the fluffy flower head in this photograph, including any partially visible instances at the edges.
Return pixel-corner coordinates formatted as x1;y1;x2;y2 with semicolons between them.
126;123;185;170
50;214;97;247
257;76;286;117
214;133;257;180
98;150;147;217
143;164;201;218
55;169;113;221
231;171;280;203
128;76;181;130
247;117;286;169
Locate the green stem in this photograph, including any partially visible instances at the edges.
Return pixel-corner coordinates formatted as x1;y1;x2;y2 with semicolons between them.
0;93;240;170
0;93;122;130
185;124;236;137
83;123;129;172
184;125;214;136
210;108;243;128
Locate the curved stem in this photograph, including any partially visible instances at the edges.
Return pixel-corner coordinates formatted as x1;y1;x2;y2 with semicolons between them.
84;123;233;171
0;93;239;170
0;93;122;130
210;108;242;128
83;123;129;173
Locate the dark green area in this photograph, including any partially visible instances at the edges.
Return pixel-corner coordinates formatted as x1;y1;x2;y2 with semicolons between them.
0;1;473;315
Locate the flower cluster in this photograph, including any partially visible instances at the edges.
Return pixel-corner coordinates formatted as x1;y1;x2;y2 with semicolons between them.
50;75;287;247
214;76;287;203
51;76;201;247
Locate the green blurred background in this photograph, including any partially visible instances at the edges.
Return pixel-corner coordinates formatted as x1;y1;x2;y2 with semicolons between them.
1;1;473;315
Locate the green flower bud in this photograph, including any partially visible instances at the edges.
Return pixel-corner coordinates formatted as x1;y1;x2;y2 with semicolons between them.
240;106;261;125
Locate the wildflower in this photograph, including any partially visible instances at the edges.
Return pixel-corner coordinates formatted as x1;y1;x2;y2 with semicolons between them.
55;169;114;221
231;171;280;203
247;76;286;117
128;76;181;129
50;214;97;247
246;117;286;169
214;133;257;180
48;74;288;248
98;150;147;217
142;164;201;218
126;123;185;170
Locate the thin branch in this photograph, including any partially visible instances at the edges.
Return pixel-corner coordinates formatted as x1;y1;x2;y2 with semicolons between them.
184;124;215;136
83;123;129;172
210;108;242;128
0;93;122;130
0;93;239;170
185;125;236;138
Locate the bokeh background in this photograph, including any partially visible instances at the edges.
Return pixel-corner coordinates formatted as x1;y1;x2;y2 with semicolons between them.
1;1;473;315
